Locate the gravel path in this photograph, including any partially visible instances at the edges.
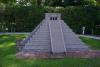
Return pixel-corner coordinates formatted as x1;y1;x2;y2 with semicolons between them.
0;32;30;35
78;35;100;40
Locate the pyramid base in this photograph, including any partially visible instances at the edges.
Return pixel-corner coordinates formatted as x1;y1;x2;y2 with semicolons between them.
16;50;100;59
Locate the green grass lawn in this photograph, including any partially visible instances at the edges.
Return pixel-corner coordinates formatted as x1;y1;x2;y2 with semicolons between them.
0;34;100;67
80;37;100;50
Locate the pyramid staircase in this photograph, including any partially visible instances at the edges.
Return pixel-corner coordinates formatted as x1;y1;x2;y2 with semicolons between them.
19;13;89;57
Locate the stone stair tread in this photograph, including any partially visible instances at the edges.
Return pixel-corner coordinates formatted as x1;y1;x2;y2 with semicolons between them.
21;13;89;54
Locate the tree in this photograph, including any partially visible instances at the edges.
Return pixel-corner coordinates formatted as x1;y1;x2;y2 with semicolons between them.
64;0;97;6
83;0;97;6
44;0;63;7
0;0;16;4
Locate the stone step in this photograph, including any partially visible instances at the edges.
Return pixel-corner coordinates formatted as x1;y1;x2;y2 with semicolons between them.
25;42;50;45
63;32;77;37
34;31;49;35
66;42;84;45
35;29;49;34
65;39;83;42
32;35;49;38
30;41;50;45
26;40;50;45
39;25;48;28
23;49;51;52
25;45;50;49
37;29;49;32
40;22;49;26
31;37;50;40
61;22;72;32
64;36;80;40
63;32;83;44
31;39;50;42
61;20;70;27
63;33;77;39
66;44;88;49
62;28;73;33
33;32;50;36
36;31;49;33
66;48;89;51
31;38;49;41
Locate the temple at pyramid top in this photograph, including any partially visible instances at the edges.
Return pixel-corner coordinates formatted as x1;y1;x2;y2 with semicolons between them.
20;13;89;54
45;13;61;20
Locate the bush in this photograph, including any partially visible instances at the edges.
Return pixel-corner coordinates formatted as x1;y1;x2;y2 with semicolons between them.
0;5;99;35
61;6;97;34
0;6;45;32
45;6;99;35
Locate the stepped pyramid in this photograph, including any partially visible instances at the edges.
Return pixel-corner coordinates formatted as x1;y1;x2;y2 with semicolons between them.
18;13;89;57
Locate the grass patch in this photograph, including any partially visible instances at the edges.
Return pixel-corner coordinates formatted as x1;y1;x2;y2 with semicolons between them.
80;36;100;50
0;34;100;67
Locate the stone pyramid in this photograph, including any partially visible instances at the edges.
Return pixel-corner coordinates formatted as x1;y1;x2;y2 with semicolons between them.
21;13;89;54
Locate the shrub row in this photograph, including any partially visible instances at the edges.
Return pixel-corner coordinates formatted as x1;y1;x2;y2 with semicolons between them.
0;5;100;35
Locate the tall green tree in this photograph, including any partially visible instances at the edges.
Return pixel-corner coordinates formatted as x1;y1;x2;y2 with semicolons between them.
0;0;16;4
44;0;63;7
83;0;97;6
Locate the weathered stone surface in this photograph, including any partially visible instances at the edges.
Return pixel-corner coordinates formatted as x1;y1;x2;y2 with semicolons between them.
16;13;92;58
16;50;100;59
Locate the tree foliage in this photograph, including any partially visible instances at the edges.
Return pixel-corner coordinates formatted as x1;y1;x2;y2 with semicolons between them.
44;0;97;6
0;0;16;4
0;0;99;35
44;0;63;6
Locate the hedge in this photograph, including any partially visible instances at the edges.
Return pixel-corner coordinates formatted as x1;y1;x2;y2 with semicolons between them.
0;5;100;35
